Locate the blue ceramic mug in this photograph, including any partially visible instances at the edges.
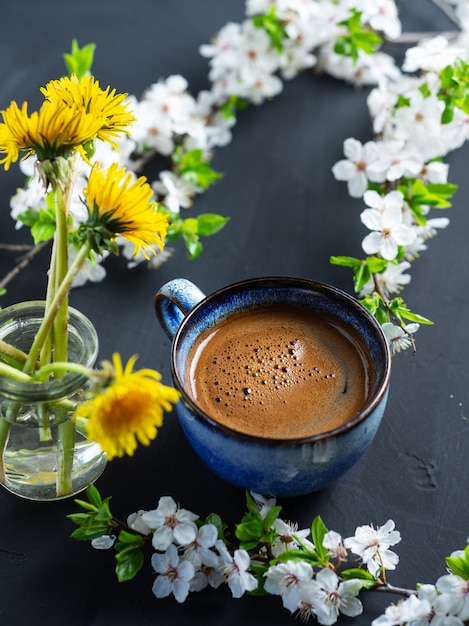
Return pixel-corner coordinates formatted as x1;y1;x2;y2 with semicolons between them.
154;277;391;497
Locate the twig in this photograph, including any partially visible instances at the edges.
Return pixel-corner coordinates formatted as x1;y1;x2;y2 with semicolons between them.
429;0;462;28
372;583;417;598
391;0;461;44
0;240;50;291
0;243;35;252
392;30;460;44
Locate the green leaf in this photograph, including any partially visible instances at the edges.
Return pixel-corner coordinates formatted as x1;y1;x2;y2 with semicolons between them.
335;9;382;62
218;95;248;119
196;214;229;237
182;234;203;259
86;483;104;509
274;548;323;565
115;547;145;583
311;516;329;561
388;298;433;325
329;255;361;268
175;148;223;190
446;545;469;580
263;505;282;530
251;7;288;52
419;82;432;98
353;262;371;294
63;39;96;79
341;568;377;589
366;256;389;274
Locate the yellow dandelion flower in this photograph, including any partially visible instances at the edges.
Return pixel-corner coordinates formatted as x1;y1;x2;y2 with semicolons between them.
81;162;169;258
0;100;104;169
41;74;136;149
77;353;179;460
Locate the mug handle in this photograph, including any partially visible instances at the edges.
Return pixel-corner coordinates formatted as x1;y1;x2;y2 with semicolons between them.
154;278;206;339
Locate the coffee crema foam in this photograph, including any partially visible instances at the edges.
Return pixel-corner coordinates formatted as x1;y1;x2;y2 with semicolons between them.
187;305;372;439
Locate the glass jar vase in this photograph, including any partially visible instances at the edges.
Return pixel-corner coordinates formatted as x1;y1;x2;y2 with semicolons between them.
0;301;107;501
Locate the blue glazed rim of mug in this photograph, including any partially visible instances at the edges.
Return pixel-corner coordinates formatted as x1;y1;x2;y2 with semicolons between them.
170;276;392;446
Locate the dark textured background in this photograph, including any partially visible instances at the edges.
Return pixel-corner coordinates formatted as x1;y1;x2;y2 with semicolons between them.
0;1;468;624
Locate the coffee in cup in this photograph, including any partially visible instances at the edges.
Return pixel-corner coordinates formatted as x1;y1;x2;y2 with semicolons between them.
154;277;391;497
186;304;372;439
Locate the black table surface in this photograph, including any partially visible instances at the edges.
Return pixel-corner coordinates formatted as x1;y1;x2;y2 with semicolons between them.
1;2;468;625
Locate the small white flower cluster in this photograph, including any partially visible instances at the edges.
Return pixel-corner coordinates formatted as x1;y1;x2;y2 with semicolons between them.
85;490;469;624
331;4;469;351
94;493;405;624
374;569;469;626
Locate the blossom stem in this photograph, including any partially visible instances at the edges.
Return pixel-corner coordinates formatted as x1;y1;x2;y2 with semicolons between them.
372;583;417;598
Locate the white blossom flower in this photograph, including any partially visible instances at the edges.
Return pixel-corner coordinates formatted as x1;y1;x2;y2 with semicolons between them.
382;322;419;355
372;594;433;626
332;138;381;198
199;22;244;80
69;245;107;288
359;261;412;297
413;583;466;625
363;0;402;40
141;496;199;551
264;560;314;612
183;523;219;568
250;492;277;519
322;530;347;560
127;510;152;535
91;534;116;550
152;170;196;214
393;91;446;161
151;544;195;603
436;574;469;621
344;520;401;578
365;140;423;183
419;160;449;184
403;35;468;73
271;518;314;557
9;175;47;228
215;540;258;598
361;193;416;261
313;568;363;625
189;565;226;593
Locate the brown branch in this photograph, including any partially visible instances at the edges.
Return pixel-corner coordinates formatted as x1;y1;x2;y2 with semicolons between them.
0;240;51;291
429;0;462;28
0;243;35;252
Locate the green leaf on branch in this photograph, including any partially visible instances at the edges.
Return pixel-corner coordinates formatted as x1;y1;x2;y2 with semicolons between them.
17;206;56;244
114;530;145;582
439;59;469;123
330;255;388;294
252;7;288;52
173;148;223;190
335;9;382;61
219;95;249;119
235;492;282;550
165;210;229;259
398;178;457;226
341;568;377;589
388;297;433;325
68;484;114;541
63;39;96;79
196;213;230;236
446;545;469;580
311;516;330;562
